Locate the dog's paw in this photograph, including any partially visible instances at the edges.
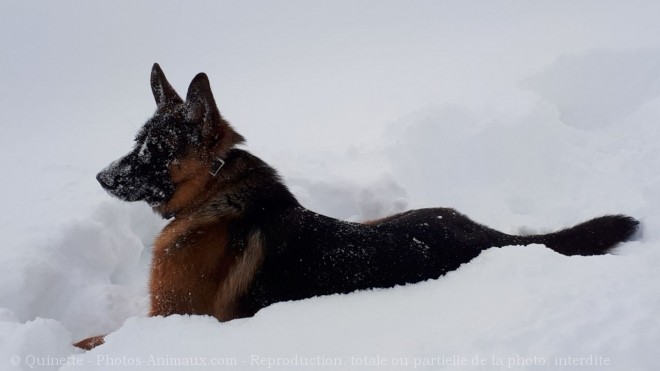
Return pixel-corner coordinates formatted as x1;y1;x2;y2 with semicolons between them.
73;335;105;350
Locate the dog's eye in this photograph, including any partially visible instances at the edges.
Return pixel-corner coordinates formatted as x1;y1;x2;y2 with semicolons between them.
145;138;166;154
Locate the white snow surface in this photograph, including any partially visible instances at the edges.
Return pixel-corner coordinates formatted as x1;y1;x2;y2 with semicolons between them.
2;1;660;370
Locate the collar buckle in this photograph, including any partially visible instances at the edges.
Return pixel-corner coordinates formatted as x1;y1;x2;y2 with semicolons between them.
210;158;225;176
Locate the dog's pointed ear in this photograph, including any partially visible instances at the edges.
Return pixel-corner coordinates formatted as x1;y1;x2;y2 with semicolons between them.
151;63;183;108
185;72;217;122
185;72;245;151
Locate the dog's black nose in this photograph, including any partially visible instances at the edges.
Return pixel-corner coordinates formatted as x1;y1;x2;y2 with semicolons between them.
96;171;116;190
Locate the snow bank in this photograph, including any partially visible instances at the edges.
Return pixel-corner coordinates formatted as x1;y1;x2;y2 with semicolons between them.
521;48;660;129
0;202;163;340
58;244;659;371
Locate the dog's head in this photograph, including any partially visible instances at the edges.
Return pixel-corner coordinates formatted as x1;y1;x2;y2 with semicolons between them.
97;64;245;217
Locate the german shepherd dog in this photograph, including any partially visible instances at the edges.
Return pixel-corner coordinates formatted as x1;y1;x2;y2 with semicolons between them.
74;64;639;349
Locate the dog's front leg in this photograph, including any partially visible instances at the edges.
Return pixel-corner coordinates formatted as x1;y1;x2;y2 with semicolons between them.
73;334;106;350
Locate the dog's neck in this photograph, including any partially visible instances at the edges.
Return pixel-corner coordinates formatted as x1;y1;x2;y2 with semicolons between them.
164;148;299;222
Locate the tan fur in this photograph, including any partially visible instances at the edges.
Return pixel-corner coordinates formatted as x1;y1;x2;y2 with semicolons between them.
73;335;105;350
150;216;233;317
155;155;213;217
213;229;264;320
363;212;408;225
149;153;265;320
150;218;264;321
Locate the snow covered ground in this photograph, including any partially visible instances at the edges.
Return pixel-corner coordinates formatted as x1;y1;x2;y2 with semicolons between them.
1;1;660;370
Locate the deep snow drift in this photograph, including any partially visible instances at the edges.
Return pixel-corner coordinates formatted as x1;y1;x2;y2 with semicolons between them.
2;3;660;371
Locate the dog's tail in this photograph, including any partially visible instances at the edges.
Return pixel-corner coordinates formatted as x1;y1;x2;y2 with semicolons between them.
507;215;640;256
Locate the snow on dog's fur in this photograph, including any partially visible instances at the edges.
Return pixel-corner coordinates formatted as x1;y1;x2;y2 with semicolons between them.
74;64;640;350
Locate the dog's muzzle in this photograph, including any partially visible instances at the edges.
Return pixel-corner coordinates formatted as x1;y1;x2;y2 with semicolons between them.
97;169;117;190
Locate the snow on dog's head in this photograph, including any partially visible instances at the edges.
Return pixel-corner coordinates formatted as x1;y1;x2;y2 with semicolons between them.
97;64;244;217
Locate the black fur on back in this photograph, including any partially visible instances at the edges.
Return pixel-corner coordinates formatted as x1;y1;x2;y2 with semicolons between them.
227;150;640;317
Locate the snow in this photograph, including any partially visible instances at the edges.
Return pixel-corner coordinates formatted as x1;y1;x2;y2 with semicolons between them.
2;1;660;370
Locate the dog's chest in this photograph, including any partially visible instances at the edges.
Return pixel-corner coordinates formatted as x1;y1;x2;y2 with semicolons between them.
148;218;234;317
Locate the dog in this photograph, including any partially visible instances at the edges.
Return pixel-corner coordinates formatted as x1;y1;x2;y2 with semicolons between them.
74;64;639;349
